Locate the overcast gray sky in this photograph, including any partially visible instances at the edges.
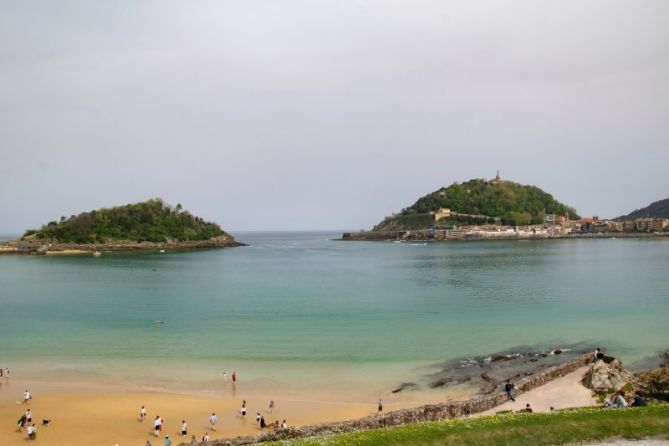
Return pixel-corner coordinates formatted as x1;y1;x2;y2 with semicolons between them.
1;0;668;233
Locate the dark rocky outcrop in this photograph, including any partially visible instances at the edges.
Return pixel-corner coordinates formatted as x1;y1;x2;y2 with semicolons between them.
421;345;592;396
634;352;669;402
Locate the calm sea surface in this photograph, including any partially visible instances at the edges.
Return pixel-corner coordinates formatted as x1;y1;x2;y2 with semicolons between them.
1;232;668;395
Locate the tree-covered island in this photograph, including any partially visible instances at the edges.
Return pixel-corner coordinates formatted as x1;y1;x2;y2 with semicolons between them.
8;199;243;254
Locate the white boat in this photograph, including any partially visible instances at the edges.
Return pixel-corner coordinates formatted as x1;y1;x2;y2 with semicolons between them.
93;251;102;257
159;249;165;253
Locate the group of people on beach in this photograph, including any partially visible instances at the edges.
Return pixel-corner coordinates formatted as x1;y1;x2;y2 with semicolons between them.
14;387;49;441
139;396;290;445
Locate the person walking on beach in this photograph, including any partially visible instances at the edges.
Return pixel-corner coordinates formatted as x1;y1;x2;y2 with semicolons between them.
190;434;198;445
256;412;261;425
202;432;209;442
209;412;218;431
153;415;161;437
268;400;275;413
23;389;31;403
377;399;383;414
181;419;187;436
223;371;227;381
25;408;32;423
281;419;287;429
140;405;147;422
17;414;27;431
240;400;247;416
505;379;516;402
145;440;152;446
27;423;37;440
232;371;237;382
164;435;171;446
260;415;266;429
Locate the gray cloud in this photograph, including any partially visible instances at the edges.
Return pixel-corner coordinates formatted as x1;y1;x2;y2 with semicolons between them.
1;0;668;232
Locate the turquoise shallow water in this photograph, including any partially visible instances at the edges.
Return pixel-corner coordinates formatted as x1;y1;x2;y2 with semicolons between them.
0;232;668;394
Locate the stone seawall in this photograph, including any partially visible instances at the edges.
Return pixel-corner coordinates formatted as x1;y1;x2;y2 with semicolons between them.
205;353;593;446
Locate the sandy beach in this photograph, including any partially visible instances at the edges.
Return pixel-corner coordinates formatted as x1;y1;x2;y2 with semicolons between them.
0;375;470;446
0;365;599;446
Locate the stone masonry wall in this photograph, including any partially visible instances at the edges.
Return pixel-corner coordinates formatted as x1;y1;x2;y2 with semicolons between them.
204;353;593;445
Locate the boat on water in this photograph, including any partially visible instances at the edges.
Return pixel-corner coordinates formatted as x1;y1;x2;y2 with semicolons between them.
93;251;102;257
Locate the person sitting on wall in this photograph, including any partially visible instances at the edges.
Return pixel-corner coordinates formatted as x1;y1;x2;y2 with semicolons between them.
504;379;516;402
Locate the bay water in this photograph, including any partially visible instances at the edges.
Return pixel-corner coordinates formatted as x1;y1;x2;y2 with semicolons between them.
1;232;667;400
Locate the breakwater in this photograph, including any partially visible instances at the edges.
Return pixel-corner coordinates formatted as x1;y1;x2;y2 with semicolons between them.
205;353;594;446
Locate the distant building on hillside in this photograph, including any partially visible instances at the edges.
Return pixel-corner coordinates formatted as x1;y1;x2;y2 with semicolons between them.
489;170;505;184
434;207;452;222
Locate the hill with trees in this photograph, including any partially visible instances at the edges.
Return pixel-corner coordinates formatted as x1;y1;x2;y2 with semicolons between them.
373;177;579;231
22;199;236;245
616;198;669;220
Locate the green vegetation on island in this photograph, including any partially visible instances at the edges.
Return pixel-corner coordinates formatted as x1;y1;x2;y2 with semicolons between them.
617;197;669;220
22;199;231;244
374;175;579;231
268;404;669;446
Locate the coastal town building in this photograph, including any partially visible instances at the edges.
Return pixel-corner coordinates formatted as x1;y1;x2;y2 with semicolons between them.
623;221;637;233
635;218;668;232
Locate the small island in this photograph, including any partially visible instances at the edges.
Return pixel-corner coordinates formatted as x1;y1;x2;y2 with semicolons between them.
0;199;244;254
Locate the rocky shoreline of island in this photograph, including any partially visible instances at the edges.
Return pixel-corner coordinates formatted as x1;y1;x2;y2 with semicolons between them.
341;229;669;242
0;234;246;255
